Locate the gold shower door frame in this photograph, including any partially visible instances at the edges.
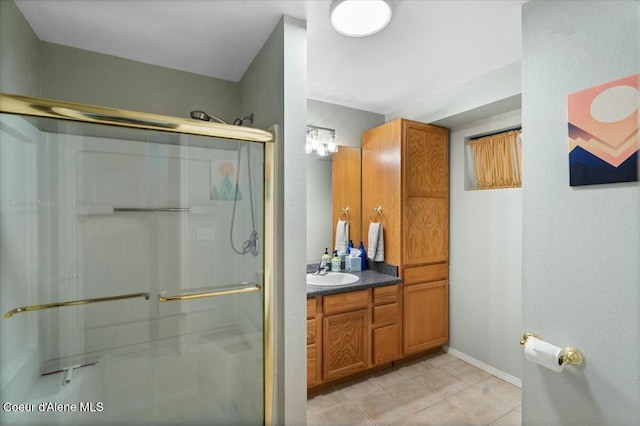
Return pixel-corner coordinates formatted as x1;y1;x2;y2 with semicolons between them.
0;93;276;426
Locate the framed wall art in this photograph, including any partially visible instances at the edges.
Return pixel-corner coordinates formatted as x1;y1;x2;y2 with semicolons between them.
567;73;638;186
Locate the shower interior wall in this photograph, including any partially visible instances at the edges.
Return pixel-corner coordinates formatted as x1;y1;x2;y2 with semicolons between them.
0;112;266;421
1;110;263;384
33;32;266;375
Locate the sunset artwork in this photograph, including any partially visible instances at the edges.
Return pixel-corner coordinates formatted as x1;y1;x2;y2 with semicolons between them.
567;73;639;186
211;160;241;200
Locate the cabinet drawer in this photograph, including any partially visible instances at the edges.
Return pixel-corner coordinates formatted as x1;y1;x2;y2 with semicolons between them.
307;319;317;344
372;303;398;326
403;263;448;285
307;298;316;319
323;290;368;315
373;285;397;305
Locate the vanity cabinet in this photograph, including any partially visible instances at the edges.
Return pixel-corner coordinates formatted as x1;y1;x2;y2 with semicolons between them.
307;284;402;390
362;118;449;357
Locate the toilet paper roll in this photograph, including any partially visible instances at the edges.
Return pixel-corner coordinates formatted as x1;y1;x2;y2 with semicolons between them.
524;337;565;373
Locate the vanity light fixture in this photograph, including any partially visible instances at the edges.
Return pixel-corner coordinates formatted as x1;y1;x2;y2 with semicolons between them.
330;0;393;37
306;125;338;157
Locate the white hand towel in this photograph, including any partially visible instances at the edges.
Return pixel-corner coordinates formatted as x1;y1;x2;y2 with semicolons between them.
334;220;349;255
367;222;384;262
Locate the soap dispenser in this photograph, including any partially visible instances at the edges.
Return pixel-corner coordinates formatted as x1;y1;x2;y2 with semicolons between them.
331;250;341;272
358;242;368;270
321;248;331;270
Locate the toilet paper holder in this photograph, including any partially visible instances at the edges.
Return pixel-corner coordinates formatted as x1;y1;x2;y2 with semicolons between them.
520;332;584;366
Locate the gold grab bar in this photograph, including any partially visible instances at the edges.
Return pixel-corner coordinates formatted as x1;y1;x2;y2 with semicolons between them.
158;283;262;302
4;292;151;319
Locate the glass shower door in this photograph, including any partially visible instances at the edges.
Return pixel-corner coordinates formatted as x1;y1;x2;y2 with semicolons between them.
143;135;265;425
0;108;268;425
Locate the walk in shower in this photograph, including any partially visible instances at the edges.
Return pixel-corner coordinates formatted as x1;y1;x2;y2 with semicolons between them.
0;94;274;425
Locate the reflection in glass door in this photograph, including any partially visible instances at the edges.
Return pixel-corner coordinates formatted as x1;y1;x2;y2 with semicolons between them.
0;100;272;425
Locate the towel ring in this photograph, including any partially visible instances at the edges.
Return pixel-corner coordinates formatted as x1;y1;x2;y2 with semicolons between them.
340;207;349;220
370;206;383;223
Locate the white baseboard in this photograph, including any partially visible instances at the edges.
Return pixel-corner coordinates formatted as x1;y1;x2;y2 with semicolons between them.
443;346;522;388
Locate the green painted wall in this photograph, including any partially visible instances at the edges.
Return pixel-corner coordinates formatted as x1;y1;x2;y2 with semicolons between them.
239;15;308;425
1;0;240;120
39;41;239;119
0;0;40;96
522;1;639;424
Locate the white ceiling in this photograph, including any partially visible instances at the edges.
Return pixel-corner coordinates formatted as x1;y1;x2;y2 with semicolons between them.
14;0;526;115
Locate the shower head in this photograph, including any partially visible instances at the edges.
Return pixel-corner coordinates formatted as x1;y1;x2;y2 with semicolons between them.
232;113;254;127
190;110;229;125
190;111;255;127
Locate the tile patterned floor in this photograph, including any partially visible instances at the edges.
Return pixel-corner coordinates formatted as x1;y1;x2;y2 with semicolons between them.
307;351;521;426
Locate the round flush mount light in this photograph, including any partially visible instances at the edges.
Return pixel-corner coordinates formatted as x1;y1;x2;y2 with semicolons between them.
330;0;393;37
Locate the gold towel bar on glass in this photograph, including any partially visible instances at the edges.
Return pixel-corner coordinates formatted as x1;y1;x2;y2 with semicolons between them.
158;283;262;302
4;292;150;319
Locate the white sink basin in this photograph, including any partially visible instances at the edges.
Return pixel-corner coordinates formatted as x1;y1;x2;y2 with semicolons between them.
307;272;359;286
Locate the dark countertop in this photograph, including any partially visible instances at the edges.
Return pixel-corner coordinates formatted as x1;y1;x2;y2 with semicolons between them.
306;269;402;297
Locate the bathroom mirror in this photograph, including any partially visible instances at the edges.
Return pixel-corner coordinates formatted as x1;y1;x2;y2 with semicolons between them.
305;146;362;264
305;100;384;263
331;146;362;253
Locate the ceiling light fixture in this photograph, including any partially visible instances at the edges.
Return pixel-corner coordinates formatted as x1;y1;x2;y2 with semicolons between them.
330;0;393;37
306;126;338;157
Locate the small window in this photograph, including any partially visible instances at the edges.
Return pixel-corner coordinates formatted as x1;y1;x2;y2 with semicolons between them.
465;129;522;190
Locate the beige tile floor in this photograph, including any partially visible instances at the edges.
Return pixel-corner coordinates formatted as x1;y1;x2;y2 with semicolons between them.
307;351;521;426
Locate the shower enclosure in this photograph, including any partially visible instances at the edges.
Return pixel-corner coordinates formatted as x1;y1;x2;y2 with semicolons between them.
0;94;274;425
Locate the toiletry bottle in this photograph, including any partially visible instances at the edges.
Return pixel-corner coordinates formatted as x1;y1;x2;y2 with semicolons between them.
331;250;341;272
359;242;368;270
347;240;354;255
321;248;331;270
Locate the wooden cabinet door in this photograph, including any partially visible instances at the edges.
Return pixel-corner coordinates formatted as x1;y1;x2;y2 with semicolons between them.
332;146;362;247
403;280;448;355
402;121;449;265
362;119;401;266
307;343;318;387
372;323;400;365
323;309;368;381
307;297;321;388
403;121;449;196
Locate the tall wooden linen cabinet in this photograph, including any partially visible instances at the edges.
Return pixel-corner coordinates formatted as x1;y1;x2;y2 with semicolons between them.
362;118;449;356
